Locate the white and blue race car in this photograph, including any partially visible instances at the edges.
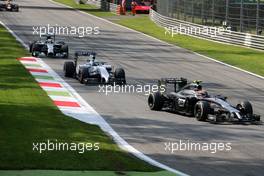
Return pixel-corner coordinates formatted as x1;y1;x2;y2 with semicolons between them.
63;51;126;85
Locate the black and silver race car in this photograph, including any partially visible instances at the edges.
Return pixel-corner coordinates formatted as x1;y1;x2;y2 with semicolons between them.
63;51;126;85
0;0;19;12
148;78;261;123
29;34;69;58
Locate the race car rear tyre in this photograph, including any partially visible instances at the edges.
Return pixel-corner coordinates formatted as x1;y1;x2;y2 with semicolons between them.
236;101;253;115
148;92;164;111
194;101;210;121
114;68;126;84
79;67;89;84
64;61;75;77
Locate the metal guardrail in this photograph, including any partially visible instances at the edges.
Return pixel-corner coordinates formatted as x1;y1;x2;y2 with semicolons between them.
86;0;117;13
86;0;100;6
150;9;264;50
109;2;118;12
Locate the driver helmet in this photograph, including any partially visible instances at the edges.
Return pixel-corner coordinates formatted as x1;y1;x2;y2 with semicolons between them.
46;35;53;43
89;57;96;66
197;85;202;91
195;85;209;97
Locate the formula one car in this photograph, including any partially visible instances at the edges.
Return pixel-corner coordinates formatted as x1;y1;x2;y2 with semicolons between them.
148;78;261;123
29;34;69;58
63;51;126;85
0;0;19;12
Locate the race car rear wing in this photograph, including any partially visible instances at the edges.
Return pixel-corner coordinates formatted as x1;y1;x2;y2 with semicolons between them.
39;33;56;41
74;51;96;57
73;51;97;68
158;78;188;92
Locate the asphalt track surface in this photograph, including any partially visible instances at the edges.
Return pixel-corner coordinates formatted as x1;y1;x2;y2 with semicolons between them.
1;0;264;175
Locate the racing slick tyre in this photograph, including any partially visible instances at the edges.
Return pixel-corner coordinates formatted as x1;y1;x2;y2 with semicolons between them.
31;44;41;57
13;6;19;12
78;67;89;84
194;101;210;121
185;97;197;116
32;52;39;57
61;45;69;58
64;61;75;78
148;91;164;111
114;68;126;84
236;101;253;115
29;43;34;53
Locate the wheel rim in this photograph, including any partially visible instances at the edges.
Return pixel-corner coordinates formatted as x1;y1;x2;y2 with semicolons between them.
195;106;202;118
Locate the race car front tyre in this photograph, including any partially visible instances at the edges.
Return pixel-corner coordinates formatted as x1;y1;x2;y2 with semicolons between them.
148;92;164;111
29;43;34;53
236;101;253;115
194;101;210;121
13;7;19;12
64;61;75;78
79;67;89;84
114;68;126;84
61;45;69;58
32;44;41;57
32;52;39;57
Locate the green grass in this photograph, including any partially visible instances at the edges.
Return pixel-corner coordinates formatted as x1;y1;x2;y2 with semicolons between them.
53;0;264;77
0;24;166;174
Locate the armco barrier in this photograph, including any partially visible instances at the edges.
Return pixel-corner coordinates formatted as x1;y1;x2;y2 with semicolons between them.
86;0;117;13
149;9;264;50
86;0;100;6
